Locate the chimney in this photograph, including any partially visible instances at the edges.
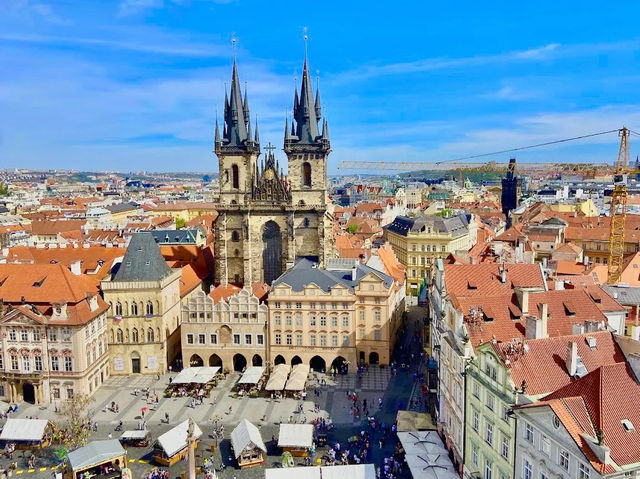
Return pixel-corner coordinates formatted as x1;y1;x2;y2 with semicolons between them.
516;288;529;315
525;305;548;340
554;280;564;291
500;267;506;284
70;260;82;276
566;341;578;376
352;265;358;282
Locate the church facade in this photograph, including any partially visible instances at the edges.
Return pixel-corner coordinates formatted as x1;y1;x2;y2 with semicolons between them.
213;56;335;287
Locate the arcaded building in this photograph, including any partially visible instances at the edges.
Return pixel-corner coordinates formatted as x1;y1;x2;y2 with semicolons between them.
180;286;268;372
268;258;404;371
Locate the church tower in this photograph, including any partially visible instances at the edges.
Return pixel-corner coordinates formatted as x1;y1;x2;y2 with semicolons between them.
283;51;334;266
214;60;260;206
284;54;330;207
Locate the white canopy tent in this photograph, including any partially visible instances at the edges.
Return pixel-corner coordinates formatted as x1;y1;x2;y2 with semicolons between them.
321;464;376;479
0;418;48;442
237;366;266;385
265;364;290;391
397;431;458;479
171;367;220;385
265;464;375;479
277;424;314;449
284;364;310;391
67;440;126;471
230;419;266;458
156;420;203;458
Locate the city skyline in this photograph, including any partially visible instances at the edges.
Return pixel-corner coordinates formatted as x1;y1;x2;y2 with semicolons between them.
2;1;640;172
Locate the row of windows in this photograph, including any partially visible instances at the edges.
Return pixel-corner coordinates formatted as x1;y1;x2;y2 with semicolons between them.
273;301;356;309
522;422;588;475
274;329;383;346
411;244;447;252
186;333;264;346
0;354;72;372
114;328;156;343
273;311;382;326
113;301;155;317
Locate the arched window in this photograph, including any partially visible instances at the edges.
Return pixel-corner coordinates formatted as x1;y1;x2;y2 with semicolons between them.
147;328;154;343
109;329;114;343
232;230;239;242
115;302;122;316
303;217;310;228
146;301;153;316
132;328;139;343
131;302;138;316
302;162;312;187
232;164;239;189
117;329;123;343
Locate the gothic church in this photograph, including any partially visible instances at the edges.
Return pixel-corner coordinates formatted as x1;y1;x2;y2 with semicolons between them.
213;54;335;286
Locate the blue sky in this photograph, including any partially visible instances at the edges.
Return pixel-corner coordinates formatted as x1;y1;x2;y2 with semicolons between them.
1;0;640;174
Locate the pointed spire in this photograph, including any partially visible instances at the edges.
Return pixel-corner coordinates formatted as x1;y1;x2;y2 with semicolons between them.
243;83;250;117
246;116;253;144
322;118;330;142
254;116;260;144
214;114;220;144
222;58;249;147
314;85;322;119
291;120;296;136
292;45;320;144
284;116;291;141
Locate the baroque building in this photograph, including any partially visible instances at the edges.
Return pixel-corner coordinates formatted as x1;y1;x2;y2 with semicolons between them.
0;264;110;404
213;54;335;287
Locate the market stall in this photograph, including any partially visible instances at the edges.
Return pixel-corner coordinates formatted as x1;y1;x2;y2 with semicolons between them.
0;418;51;449
230;419;266;469
119;430;152;448
397;430;458;479
153;419;202;466
236;366;266;396
65;439;127;479
277;424;314;457
265;364;290;395
396;410;436;432
265;464;375;478
284;364;310;397
166;367;221;398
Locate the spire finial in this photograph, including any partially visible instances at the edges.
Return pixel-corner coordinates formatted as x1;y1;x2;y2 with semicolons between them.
232;35;237;62
303;27;308;62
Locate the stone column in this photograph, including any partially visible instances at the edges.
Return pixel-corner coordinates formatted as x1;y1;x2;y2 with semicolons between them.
186;417;196;479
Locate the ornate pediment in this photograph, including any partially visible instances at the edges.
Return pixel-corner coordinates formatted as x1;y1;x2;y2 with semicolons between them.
0;306;45;326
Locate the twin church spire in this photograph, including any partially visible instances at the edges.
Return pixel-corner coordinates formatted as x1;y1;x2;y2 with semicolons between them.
215;49;329;154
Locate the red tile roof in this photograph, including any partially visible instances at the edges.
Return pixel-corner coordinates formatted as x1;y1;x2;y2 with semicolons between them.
444;263;545;300
491;331;624;396
542;362;640;472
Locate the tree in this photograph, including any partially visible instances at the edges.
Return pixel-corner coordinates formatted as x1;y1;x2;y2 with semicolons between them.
346;224;359;234
0;183;9;196
51;394;93;450
176;217;186;229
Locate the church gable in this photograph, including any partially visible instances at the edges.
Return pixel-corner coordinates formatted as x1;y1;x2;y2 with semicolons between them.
252;144;290;202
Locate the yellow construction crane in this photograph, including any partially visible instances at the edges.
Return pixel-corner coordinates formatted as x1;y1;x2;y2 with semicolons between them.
607;127;640;284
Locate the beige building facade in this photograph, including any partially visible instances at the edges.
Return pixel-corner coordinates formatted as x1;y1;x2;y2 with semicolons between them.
181;288;268;372
102;233;183;375
0;264;110;404
268;258;403;372
384;214;476;294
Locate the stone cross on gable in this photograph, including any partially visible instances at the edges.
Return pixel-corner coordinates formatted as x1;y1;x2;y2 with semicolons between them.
264;143;276;154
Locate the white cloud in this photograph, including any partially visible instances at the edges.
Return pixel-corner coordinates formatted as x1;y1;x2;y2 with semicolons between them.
0;0;68;25
332;39;640;84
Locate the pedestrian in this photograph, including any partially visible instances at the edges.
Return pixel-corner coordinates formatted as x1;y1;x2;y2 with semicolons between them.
108;433;112;439
165;412;169;423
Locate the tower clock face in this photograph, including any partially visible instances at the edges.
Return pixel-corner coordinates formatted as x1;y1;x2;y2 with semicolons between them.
264;168;275;180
